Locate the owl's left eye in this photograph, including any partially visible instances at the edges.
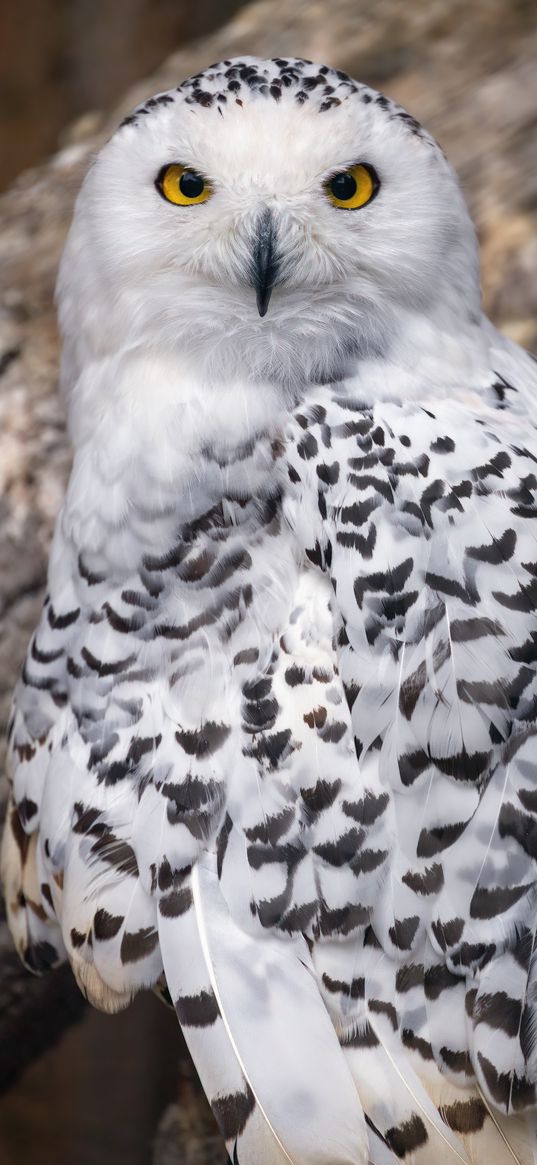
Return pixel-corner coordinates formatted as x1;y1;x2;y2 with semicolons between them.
325;163;380;210
156;164;212;206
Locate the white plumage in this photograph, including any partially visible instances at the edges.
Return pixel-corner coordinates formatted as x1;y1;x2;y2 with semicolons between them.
3;55;537;1164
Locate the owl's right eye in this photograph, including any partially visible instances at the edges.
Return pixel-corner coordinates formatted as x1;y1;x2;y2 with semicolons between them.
156;164;212;206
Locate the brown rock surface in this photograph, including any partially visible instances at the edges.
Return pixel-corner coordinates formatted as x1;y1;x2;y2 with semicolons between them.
0;1;536;1161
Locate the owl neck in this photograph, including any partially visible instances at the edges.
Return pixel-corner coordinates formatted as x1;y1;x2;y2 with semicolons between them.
64;348;288;570
374;302;491;396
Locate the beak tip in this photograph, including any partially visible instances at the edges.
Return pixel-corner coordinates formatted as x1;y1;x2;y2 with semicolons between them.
252;207;276;320
256;288;273;318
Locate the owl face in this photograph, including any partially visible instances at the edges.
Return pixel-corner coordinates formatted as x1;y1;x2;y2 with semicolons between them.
59;58;480;392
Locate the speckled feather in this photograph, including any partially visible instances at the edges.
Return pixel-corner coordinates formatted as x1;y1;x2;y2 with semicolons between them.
3;55;537;1165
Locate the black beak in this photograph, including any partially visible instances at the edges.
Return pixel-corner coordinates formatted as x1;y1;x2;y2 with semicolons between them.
251;208;278;317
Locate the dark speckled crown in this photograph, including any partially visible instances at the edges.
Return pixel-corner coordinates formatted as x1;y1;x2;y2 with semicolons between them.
119;55;428;142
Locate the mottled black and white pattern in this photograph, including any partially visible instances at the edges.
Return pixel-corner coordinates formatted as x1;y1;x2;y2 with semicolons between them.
4;53;537;1165
284;375;537;1145
120;56;431;145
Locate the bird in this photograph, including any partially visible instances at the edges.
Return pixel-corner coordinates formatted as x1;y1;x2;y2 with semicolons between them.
2;52;537;1165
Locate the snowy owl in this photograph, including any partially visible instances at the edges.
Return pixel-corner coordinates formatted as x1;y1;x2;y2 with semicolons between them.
3;55;537;1165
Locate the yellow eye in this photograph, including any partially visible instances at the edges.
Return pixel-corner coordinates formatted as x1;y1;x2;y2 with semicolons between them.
325;163;379;210
157;163;211;206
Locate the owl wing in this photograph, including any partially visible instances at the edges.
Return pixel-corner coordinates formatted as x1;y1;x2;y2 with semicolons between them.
2;517;83;976
1;507;169;1009
2;459;373;1165
282;379;537;1163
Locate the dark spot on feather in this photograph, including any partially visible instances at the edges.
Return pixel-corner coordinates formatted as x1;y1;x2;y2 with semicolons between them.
279;900;318;933
244;806;295;844
340;1021;379;1049
17;797;38;827
243;728;292;768
395;964;424;993
88;733;120;769
217;813;233;879
430;435;455;453
211;1086;255;1140
242;697;279;732
450;941;495;972
354;557;414;607
435;749;491;782
162;776;225;836
318;719;347;743
322;973;364;998
340;792;386;829
441;1098;487;1133
477;1052;535;1111
30;639;63;665
351;847;388;875
40;883;53;909
159;887;193;918
399;662;427;720
297;432;318;460
233;647;259;666
126;734;162;767
385;1114;428;1158
472;450;511;480
120;926;158;964
424;964;460;1001
451;616;504;641
314;829;363;868
340;498;379;527
90;830;138;878
284;664;306;687
248;839;305;871
402;1029;434;1060
398;749;430;786
402;863;444;895
467;527;516;565
499;802;537;859
470;882;529;919
430;916;464;951
440;1046;472;1075
242;675;272;700
388;915;420;950
369;998;398;1030
337;526;377;557
93;909;123;942
316;461;339;485
473;990;522;1037
81;646;137;677
425;571;479;605
417;820;466;858
175;721;231;758
301;778;342;817
175;988;219;1027
48;605;80;630
303;705;327;729
317;902;370;937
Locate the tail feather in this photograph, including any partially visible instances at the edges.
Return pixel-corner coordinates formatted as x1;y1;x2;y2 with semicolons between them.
342;1025;470;1164
314;938;469;1163
158;855;369;1165
157;868;297;1164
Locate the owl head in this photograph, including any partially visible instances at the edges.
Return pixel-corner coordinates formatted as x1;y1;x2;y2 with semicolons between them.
58;57;480;397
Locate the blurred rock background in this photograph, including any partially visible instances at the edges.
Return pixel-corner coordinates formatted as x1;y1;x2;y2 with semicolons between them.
0;1;536;1162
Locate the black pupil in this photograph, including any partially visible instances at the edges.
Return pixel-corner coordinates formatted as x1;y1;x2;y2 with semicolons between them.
179;170;204;198
330;171;357;201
